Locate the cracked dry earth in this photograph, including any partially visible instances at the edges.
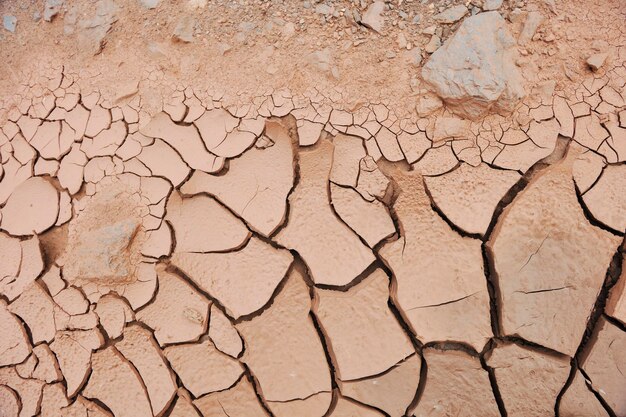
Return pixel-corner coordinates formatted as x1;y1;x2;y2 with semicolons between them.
0;0;626;416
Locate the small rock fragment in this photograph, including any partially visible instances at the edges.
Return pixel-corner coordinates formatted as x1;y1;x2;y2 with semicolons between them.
434;5;468;24
422;12;525;119
518;11;544;45
3;15;17;33
361;1;385;33
173;15;194;43
587;53;608;71
44;0;64;21
164;339;243;397
483;0;503;10
424;35;441;54
140;0;160;9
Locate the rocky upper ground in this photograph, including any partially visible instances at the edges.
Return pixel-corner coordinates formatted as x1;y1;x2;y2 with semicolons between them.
0;0;625;416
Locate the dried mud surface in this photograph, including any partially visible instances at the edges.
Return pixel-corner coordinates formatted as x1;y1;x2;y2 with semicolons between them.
0;0;625;416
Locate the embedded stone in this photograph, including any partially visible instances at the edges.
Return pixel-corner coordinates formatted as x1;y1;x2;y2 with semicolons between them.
422;12;525;119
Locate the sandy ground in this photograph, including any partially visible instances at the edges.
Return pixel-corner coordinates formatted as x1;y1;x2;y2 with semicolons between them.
0;0;625;416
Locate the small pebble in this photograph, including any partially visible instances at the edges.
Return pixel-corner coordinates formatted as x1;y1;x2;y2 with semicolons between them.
3;15;17;33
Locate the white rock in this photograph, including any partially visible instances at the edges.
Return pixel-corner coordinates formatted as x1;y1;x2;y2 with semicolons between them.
422;12;525;119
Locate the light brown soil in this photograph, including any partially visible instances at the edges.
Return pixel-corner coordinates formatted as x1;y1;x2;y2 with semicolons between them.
0;0;624;416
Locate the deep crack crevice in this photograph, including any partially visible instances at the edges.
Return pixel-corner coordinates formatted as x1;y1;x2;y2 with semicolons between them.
574;181;625;236
573;240;624;360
